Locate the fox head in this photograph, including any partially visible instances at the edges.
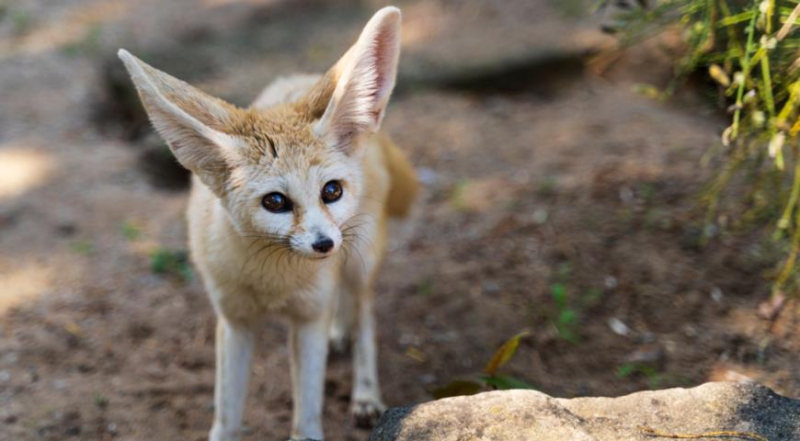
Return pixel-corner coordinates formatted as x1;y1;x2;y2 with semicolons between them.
119;7;401;258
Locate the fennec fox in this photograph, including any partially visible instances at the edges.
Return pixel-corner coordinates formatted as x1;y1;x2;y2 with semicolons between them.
118;7;417;440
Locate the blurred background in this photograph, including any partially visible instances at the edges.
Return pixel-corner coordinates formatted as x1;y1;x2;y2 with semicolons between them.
0;0;798;440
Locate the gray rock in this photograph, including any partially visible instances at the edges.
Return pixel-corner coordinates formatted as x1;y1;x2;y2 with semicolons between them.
370;382;799;441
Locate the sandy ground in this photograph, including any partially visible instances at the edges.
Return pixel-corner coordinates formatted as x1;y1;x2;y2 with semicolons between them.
0;1;798;440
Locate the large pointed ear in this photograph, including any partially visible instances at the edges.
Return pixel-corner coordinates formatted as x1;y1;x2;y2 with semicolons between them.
313;7;401;154
117;49;244;194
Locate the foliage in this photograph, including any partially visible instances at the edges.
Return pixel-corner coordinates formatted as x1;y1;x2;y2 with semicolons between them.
617;362;664;389
617;361;693;389
70;239;95;255
610;0;800;296
119;221;142;241
546;263;604;343
551;282;581;343
150;248;192;282
431;332;536;399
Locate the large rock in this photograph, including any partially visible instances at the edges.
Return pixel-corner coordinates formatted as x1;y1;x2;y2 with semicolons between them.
370;382;799;441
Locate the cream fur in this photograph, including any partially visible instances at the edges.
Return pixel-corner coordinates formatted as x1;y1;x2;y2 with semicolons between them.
119;6;413;441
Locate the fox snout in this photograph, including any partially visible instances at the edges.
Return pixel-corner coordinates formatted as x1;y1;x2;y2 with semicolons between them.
311;236;334;253
292;222;342;258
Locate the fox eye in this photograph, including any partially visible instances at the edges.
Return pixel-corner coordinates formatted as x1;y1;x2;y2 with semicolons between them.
262;192;292;213
321;180;343;204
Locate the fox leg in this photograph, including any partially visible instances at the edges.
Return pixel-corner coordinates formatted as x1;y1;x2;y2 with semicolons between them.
289;311;332;440
350;284;385;427
210;317;255;441
341;217;387;427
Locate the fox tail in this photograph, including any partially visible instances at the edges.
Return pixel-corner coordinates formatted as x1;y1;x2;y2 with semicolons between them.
380;135;419;219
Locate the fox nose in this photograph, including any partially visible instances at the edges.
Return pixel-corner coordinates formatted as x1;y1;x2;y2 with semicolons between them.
311;236;334;253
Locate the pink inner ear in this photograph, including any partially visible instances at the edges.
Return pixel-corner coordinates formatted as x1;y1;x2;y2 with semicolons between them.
370;27;395;104
318;11;399;151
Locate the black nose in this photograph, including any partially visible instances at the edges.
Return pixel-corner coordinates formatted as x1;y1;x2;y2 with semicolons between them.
311;237;334;253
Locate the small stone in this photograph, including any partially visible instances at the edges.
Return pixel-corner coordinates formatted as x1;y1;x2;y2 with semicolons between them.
416;167;437;186
711;287;723;303
532;208;548;224
619;187;634;204
608;317;630;336
418;373;436;384
482;281;500;294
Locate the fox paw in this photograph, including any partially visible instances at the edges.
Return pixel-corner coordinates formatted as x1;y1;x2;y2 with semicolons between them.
351;399;386;428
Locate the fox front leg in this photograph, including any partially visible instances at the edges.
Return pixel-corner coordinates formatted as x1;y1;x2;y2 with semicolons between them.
209;318;255;441
288;311;332;440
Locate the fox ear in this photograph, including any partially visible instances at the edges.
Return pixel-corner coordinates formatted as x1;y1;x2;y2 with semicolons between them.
117;49;244;194
313;7;401;155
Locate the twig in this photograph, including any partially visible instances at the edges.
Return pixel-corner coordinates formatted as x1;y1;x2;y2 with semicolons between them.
777;3;800;41
639;426;769;441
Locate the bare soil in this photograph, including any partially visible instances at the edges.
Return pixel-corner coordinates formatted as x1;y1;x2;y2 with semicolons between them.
0;1;797;440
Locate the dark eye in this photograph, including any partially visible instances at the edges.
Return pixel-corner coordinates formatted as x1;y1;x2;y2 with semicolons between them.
321;180;343;204
262;192;292;213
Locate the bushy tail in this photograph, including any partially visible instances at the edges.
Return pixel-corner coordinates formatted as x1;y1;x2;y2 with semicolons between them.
379;135;419;219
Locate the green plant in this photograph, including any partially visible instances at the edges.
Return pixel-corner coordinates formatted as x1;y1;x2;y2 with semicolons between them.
431;332;536;399
150;248;192;281
544;261;606;343
119;221;142;240
449;179;471;211
617;362;693;389
10;10;32;35
617;362;663;389
551;282;581;343
70;239;95;255
416;278;435;296
62;23;104;57
612;0;800;297
93;391;108;409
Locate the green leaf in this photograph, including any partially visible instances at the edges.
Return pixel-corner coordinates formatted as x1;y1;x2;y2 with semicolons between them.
551;283;567;309
617;363;636;378
558;309;576;326
150;248;192;281
484;331;529;375
717;11;756;27
481;374;536;390
119;221;141;240
93;391;108;409
70;240;95;255
430;380;483;399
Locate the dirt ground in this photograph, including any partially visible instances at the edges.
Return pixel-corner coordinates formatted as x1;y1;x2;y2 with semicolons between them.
0;1;798;440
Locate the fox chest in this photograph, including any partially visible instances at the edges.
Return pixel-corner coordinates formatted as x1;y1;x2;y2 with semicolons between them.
208;256;339;324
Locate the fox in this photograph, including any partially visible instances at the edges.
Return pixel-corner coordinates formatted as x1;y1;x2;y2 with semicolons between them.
117;7;417;440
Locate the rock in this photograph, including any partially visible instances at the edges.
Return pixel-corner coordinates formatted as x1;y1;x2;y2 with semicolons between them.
370;382;799;441
372;389;594;441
